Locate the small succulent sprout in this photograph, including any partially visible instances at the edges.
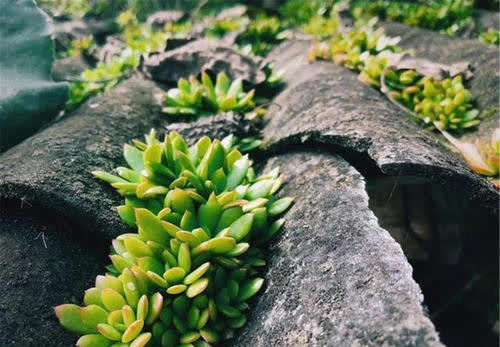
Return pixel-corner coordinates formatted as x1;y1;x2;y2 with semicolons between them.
236;15;284;56
67;9;170;108
66;35;95;58
302;14;339;39
60;130;294;345
309;22;401;67
479;29;500;46
206;17;248;38
358;54;388;87
162;71;255;117
162;76;204;115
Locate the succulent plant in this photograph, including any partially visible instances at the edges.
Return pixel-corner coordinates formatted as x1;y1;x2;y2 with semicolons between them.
206;17;247;38
350;0;475;36
164;21;192;36
57;130;294;346
64;35;95;58
308;22;479;132
162;72;255;117
357;53;388;88
308;24;400;70
280;0;332;27
479;29;500;46
117;10;168;53
236;15;283;56
302;14;340;39
67;52;139;107
385;71;479;130
67;10;175;108
440;127;500;187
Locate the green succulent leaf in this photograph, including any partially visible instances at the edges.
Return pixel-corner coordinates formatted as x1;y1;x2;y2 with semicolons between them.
55;304;93;335
136;208;170;245
76;334;112;347
268;197;295;216
238;278;265;302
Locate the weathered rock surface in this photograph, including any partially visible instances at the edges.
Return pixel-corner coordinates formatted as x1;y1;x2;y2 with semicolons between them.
475;9;500;33
263;40;499;212
95;35;128;63
232;151;443;346
146;10;185;29
165;112;261;145
0;203;105;347
216;5;247;20
52;19;116;49
142;39;266;85
51;56;90;81
0;76;165;239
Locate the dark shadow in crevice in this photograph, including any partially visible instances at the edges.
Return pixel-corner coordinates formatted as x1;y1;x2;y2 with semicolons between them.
253;136;382;178
256;140;499;347
366;177;499;347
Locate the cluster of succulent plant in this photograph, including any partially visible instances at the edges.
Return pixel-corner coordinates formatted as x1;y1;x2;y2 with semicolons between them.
205;17;248;38
56;130;293;346
307;23;401;71
440;128;500;187
350;0;475;36
479;29;500;46
67;10;174;108
308;22;480;132
279;0;332;27
117;9;168;53
236;15;283;56
162;71;255;117
164;21;193;36
302;13;340;39
384;71;479;130
67;52;139;107
64;35;95;58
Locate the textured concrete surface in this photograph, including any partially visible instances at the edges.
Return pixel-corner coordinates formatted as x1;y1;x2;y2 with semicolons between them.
233;151;443;346
142;39;266;84
263;40;499;213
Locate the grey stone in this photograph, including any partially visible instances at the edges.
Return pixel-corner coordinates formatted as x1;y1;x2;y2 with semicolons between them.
146;10;185;29
232;151;443;346
52;19;116;49
0;76;166;239
51;56;90;81
216;5;247;20
95;35;128;63
142;39;266;84
475;9;500;33
165;112;261;146
263;40;498;213
0;206;105;347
